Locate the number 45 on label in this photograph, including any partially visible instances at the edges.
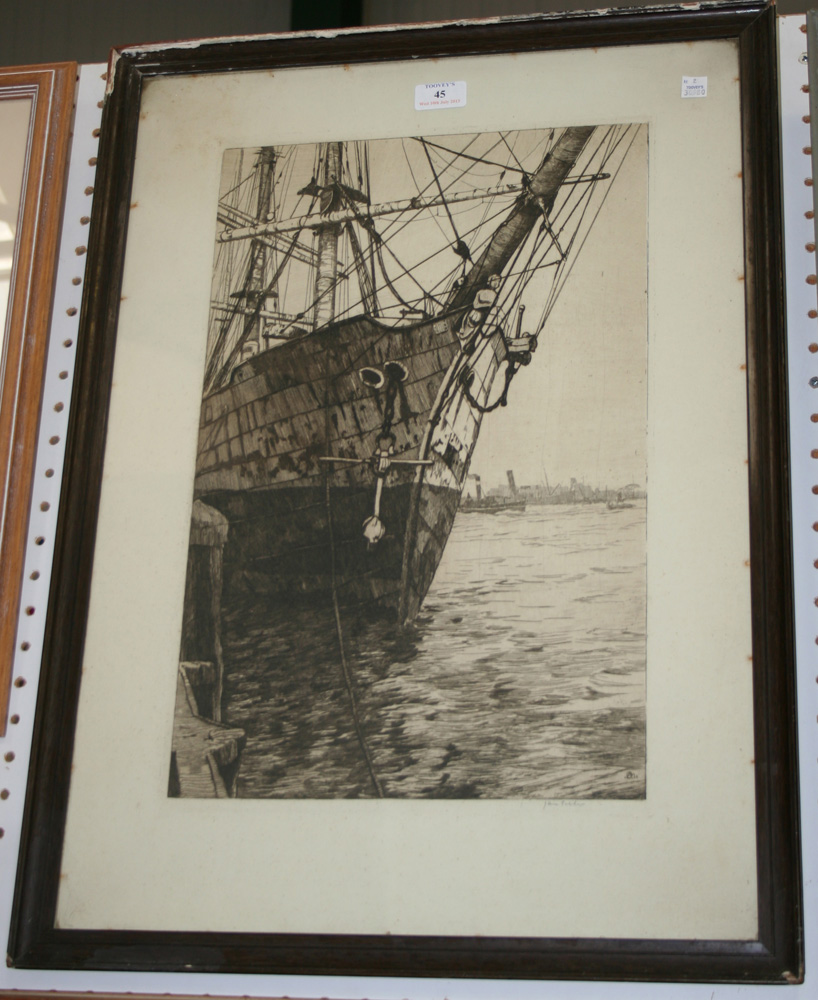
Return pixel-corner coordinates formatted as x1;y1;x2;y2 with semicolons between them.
415;81;467;111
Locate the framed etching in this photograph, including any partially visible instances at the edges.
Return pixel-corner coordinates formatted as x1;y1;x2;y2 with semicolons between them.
0;64;75;733
10;1;802;984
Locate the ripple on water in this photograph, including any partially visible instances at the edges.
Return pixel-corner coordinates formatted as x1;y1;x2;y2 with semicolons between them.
221;501;647;799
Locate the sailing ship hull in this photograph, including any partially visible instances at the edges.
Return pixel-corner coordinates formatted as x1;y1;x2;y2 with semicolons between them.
193;312;505;621
201;479;460;616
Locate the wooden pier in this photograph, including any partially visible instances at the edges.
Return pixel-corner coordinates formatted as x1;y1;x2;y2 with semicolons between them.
169;500;245;798
170;664;245;798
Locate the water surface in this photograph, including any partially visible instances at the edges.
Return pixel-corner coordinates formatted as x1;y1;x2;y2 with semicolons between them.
222;501;646;799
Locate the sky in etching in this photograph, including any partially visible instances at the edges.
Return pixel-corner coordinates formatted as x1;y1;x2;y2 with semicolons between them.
470;125;648;494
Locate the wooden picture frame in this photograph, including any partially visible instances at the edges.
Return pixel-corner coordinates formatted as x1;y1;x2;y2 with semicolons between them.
0;64;75;734
9;2;802;984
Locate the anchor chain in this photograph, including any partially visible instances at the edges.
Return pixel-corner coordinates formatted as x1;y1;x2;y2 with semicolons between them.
459;360;518;414
456;287;539;416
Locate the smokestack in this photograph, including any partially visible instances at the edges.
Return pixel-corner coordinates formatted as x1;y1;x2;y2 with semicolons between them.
475;475;482;501
506;470;517;496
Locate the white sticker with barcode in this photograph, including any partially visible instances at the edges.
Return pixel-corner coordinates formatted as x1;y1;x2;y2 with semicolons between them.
415;81;467;111
681;76;708;98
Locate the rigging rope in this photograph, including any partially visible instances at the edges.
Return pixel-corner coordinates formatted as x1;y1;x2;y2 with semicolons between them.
354;132;523;311
376;132;500;246
538;125;639;332
420;138;470;262
402;138;450;247
414;137;526;175
374;232;428;313
498;131;527;177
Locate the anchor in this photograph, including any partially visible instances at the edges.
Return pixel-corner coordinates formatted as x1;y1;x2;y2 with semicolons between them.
362;432;432;545
320;363;432;545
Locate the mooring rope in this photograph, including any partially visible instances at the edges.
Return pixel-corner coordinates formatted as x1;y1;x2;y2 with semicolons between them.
323;373;384;798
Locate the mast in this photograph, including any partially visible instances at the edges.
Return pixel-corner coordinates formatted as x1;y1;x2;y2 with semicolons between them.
444;126;595;315
204;148;277;391
346;222;379;316
313;142;342;329
241;147;276;352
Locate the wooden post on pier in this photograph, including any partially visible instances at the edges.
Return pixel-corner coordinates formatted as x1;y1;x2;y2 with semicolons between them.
180;499;228;721
169;500;246;798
